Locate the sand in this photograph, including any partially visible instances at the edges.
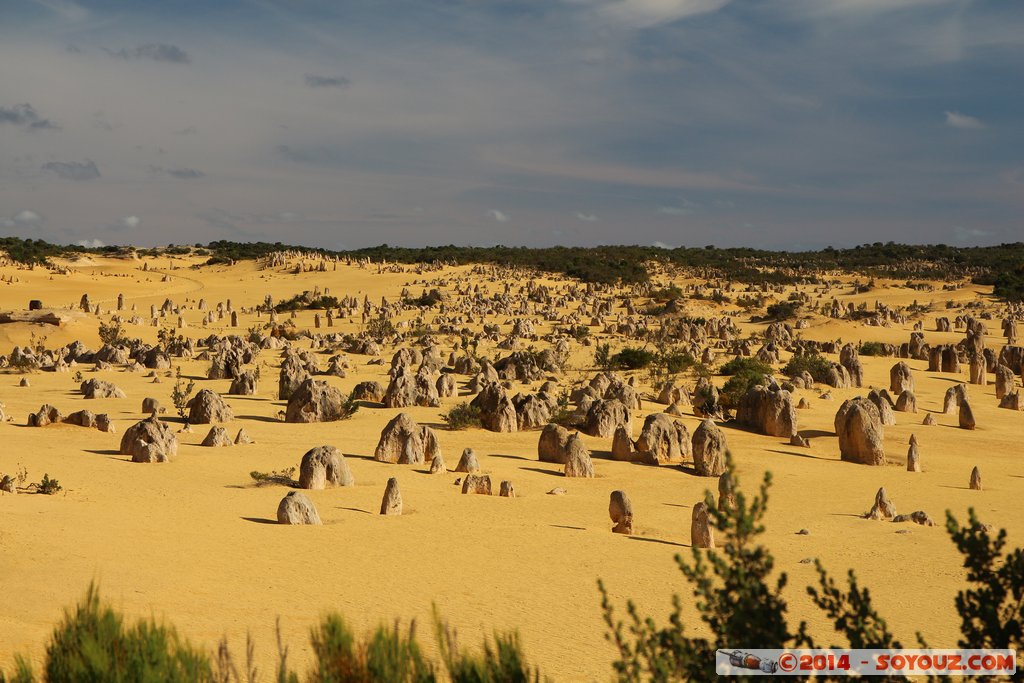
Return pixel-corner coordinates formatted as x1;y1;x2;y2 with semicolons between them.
0;254;1020;681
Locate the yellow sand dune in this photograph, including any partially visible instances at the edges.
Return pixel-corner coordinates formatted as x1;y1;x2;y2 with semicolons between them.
0;255;1019;681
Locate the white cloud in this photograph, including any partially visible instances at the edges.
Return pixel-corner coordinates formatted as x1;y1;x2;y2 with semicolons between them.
13;210;43;224
77;238;105;248
575;212;598;222
574;0;733;29
30;0;89;22
652;241;675;249
658;205;694;216
120;215;141;228
944;111;985;130
953;226;990;243
487;209;510;222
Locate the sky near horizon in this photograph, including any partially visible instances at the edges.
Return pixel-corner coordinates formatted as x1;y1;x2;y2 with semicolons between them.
1;0;1021;251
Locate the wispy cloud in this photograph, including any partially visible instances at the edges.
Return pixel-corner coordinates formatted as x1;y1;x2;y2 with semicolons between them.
14;210;43;224
658;205;694;216
1;210;45;228
42;160;100;180
944;111;985;130
304;74;351;88
120;215;140;229
105;44;191;64
576;0;733;29
487;209;510;222
150;165;205;179
575;212;599;222
30;0;88;22
77;238;105;248
953;225;990;243
0;103;59;131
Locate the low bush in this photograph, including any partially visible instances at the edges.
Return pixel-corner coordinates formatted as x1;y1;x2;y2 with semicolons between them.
858;341;888;356
442;403;482;431
782;353;833;383
720;369;765;409
5;585;545;683
249;467;297;487
610;347;656;370
765;301;800;321
718;357;771;376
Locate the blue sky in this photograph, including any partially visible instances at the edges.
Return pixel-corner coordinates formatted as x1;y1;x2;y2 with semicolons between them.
1;0;1021;249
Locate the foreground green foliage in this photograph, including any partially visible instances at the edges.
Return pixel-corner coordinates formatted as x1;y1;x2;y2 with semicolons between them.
599;463;812;682
3;589;543;683
4;466;1024;682
598;457;1024;682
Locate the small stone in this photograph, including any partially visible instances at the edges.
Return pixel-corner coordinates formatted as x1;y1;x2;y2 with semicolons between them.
499;480;515;497
865;487;896;521
277;491;321;525
455;448;480;473
201;425;232;447
547;487;567;495
380;477;403;515
717;471;736;513
690;501;714;548
461;473;492;495
609;490;633;534
892;510;935;526
796;528;810;535
969;466;982;491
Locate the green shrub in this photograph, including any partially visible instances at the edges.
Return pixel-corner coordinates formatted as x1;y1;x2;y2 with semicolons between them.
404;290;444;308
660;349;696;375
599;458;813;681
307;614;434;683
437;616;544;683
648;285;683;302
249;467;297;487
993;263;1024;302
35;474;62;495
274;293;340;313
98;322;127;347
765;301;799;321
719;369;765;409
858;341;887;356
443;403;482;430
367;315;397;339
945;508;1024;653
782;353;833;382
594;343;613;371
718;357;771;376
610;347;656;370
170;368;196;420
37;583;213;682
